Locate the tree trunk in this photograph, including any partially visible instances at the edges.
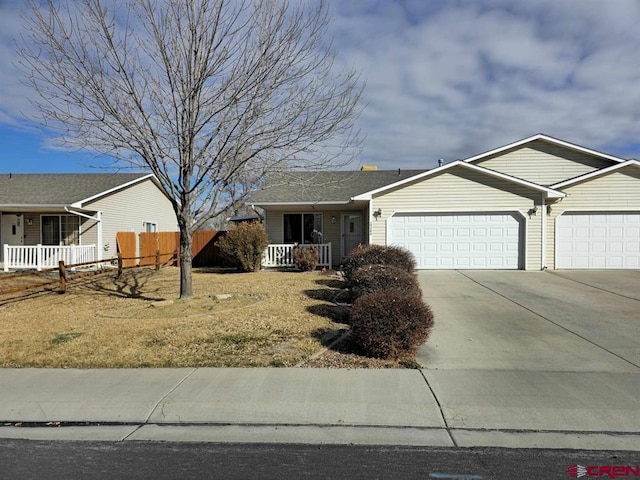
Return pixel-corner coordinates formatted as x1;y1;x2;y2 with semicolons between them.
178;220;193;299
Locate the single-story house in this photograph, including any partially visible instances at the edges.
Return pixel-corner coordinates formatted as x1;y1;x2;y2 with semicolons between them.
0;173;177;269
250;134;640;270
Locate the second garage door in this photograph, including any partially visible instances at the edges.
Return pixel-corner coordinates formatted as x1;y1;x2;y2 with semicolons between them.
556;212;640;269
390;213;522;269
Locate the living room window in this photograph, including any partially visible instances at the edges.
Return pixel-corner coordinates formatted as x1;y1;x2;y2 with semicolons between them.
41;215;80;245
283;213;323;244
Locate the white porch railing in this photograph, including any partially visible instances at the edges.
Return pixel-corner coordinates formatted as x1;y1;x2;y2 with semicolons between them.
263;243;332;269
3;244;96;272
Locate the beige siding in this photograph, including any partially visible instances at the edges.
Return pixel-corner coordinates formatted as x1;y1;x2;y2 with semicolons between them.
84;178;177;259
263;208;366;268
372;166;543;270
545;167;640;269
474;140;615;186
23;215;41;246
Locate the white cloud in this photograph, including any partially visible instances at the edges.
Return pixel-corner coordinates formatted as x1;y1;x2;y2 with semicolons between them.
3;0;640;169
329;0;640;167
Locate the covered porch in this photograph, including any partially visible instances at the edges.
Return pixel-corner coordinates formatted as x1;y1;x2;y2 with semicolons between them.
257;202;370;270
1;207;103;272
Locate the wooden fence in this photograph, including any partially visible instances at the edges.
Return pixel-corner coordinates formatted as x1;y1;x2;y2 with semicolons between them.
116;230;223;267
116;232;137;268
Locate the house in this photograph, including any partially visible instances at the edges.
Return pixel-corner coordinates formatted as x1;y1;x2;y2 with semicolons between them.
0;173;177;270
250;134;640;270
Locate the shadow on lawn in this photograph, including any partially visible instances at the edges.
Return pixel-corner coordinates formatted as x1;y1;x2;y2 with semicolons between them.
79;268;164;301
304;276;351;325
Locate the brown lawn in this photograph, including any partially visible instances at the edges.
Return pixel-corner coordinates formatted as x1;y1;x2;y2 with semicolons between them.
0;267;353;368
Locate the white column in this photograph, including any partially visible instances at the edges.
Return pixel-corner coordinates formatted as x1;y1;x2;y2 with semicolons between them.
541;194;547;270
97;211;103;261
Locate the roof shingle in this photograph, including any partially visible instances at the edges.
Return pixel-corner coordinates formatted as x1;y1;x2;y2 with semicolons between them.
250;170;427;204
0;173;151;206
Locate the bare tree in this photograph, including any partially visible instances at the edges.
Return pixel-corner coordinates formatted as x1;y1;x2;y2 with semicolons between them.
18;0;362;298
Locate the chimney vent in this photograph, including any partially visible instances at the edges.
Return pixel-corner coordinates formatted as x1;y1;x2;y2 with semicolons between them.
438;159;444;167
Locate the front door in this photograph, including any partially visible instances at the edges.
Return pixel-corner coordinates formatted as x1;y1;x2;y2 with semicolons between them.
1;214;24;261
342;213;362;258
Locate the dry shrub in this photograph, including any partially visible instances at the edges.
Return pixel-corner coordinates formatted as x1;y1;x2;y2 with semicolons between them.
342;244;416;281
350;291;434;359
350;264;421;300
292;245;319;271
216;222;269;272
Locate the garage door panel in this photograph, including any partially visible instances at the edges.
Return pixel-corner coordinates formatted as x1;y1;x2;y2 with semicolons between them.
557;212;640;269
391;213;521;270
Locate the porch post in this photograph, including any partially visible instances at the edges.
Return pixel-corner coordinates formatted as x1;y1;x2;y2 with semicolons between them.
97;211;103;261
3;244;7;272
36;244;42;271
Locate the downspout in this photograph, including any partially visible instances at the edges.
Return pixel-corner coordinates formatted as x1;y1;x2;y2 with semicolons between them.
64;207;103;261
541;194;546;270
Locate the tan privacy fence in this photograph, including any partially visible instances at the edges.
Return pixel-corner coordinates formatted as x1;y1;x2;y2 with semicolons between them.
116;231;223;267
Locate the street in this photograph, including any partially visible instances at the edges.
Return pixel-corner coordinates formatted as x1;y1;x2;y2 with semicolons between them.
2;440;639;480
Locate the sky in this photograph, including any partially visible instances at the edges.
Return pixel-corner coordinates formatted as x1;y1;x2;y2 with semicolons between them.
1;0;640;173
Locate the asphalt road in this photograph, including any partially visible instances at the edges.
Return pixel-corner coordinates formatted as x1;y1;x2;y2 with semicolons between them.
2;440;639;480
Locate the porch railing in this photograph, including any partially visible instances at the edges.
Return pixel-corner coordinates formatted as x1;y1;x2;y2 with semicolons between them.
263;243;332;269
3;244;96;272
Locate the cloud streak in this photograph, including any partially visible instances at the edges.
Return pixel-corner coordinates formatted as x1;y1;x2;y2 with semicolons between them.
2;0;640;170
329;0;640;167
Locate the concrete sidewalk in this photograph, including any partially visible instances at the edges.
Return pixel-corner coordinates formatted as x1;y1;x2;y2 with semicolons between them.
1;368;638;450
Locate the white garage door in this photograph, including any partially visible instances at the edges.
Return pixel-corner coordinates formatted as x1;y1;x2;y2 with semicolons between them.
557;212;640;269
390;213;521;269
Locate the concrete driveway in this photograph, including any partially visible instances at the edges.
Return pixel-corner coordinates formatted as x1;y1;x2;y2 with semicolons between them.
416;270;640;437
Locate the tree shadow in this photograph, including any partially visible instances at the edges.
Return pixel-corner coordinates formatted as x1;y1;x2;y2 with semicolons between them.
77;268;165;301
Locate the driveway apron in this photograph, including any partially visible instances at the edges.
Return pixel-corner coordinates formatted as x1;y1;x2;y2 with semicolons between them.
416;270;640;433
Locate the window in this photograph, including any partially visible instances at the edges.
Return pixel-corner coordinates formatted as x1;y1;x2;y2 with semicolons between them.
41;215;80;245
283;213;322;244
144;221;158;233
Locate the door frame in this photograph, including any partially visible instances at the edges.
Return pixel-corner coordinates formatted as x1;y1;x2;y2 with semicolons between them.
1;213;25;261
341;212;363;258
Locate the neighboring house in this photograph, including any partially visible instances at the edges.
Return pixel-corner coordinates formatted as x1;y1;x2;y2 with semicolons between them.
250;134;640;270
0;173;177;268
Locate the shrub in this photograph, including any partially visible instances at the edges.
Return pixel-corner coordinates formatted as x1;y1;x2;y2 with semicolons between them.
292;245;319;272
350;291;434;359
350;264;421;300
342;244;416;281
216;221;269;272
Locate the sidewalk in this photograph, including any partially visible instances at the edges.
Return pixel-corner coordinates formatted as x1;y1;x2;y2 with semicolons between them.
0;368;638;450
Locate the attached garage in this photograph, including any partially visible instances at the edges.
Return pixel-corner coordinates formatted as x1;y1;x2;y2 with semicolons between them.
390;212;523;269
556;212;640;269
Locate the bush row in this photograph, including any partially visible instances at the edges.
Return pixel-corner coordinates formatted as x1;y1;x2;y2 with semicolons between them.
343;244;434;360
342;244;416;281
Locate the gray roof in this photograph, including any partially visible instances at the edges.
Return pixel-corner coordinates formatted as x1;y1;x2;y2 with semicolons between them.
250;170;427;204
0;173;152;206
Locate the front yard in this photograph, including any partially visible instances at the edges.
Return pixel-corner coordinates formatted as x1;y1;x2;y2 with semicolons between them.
0;267;403;368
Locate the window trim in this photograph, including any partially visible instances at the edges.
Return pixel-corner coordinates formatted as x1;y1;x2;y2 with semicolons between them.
40;214;81;246
143;221;158;233
282;212;323;244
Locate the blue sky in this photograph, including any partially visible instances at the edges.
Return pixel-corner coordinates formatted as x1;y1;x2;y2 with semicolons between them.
2;0;640;173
